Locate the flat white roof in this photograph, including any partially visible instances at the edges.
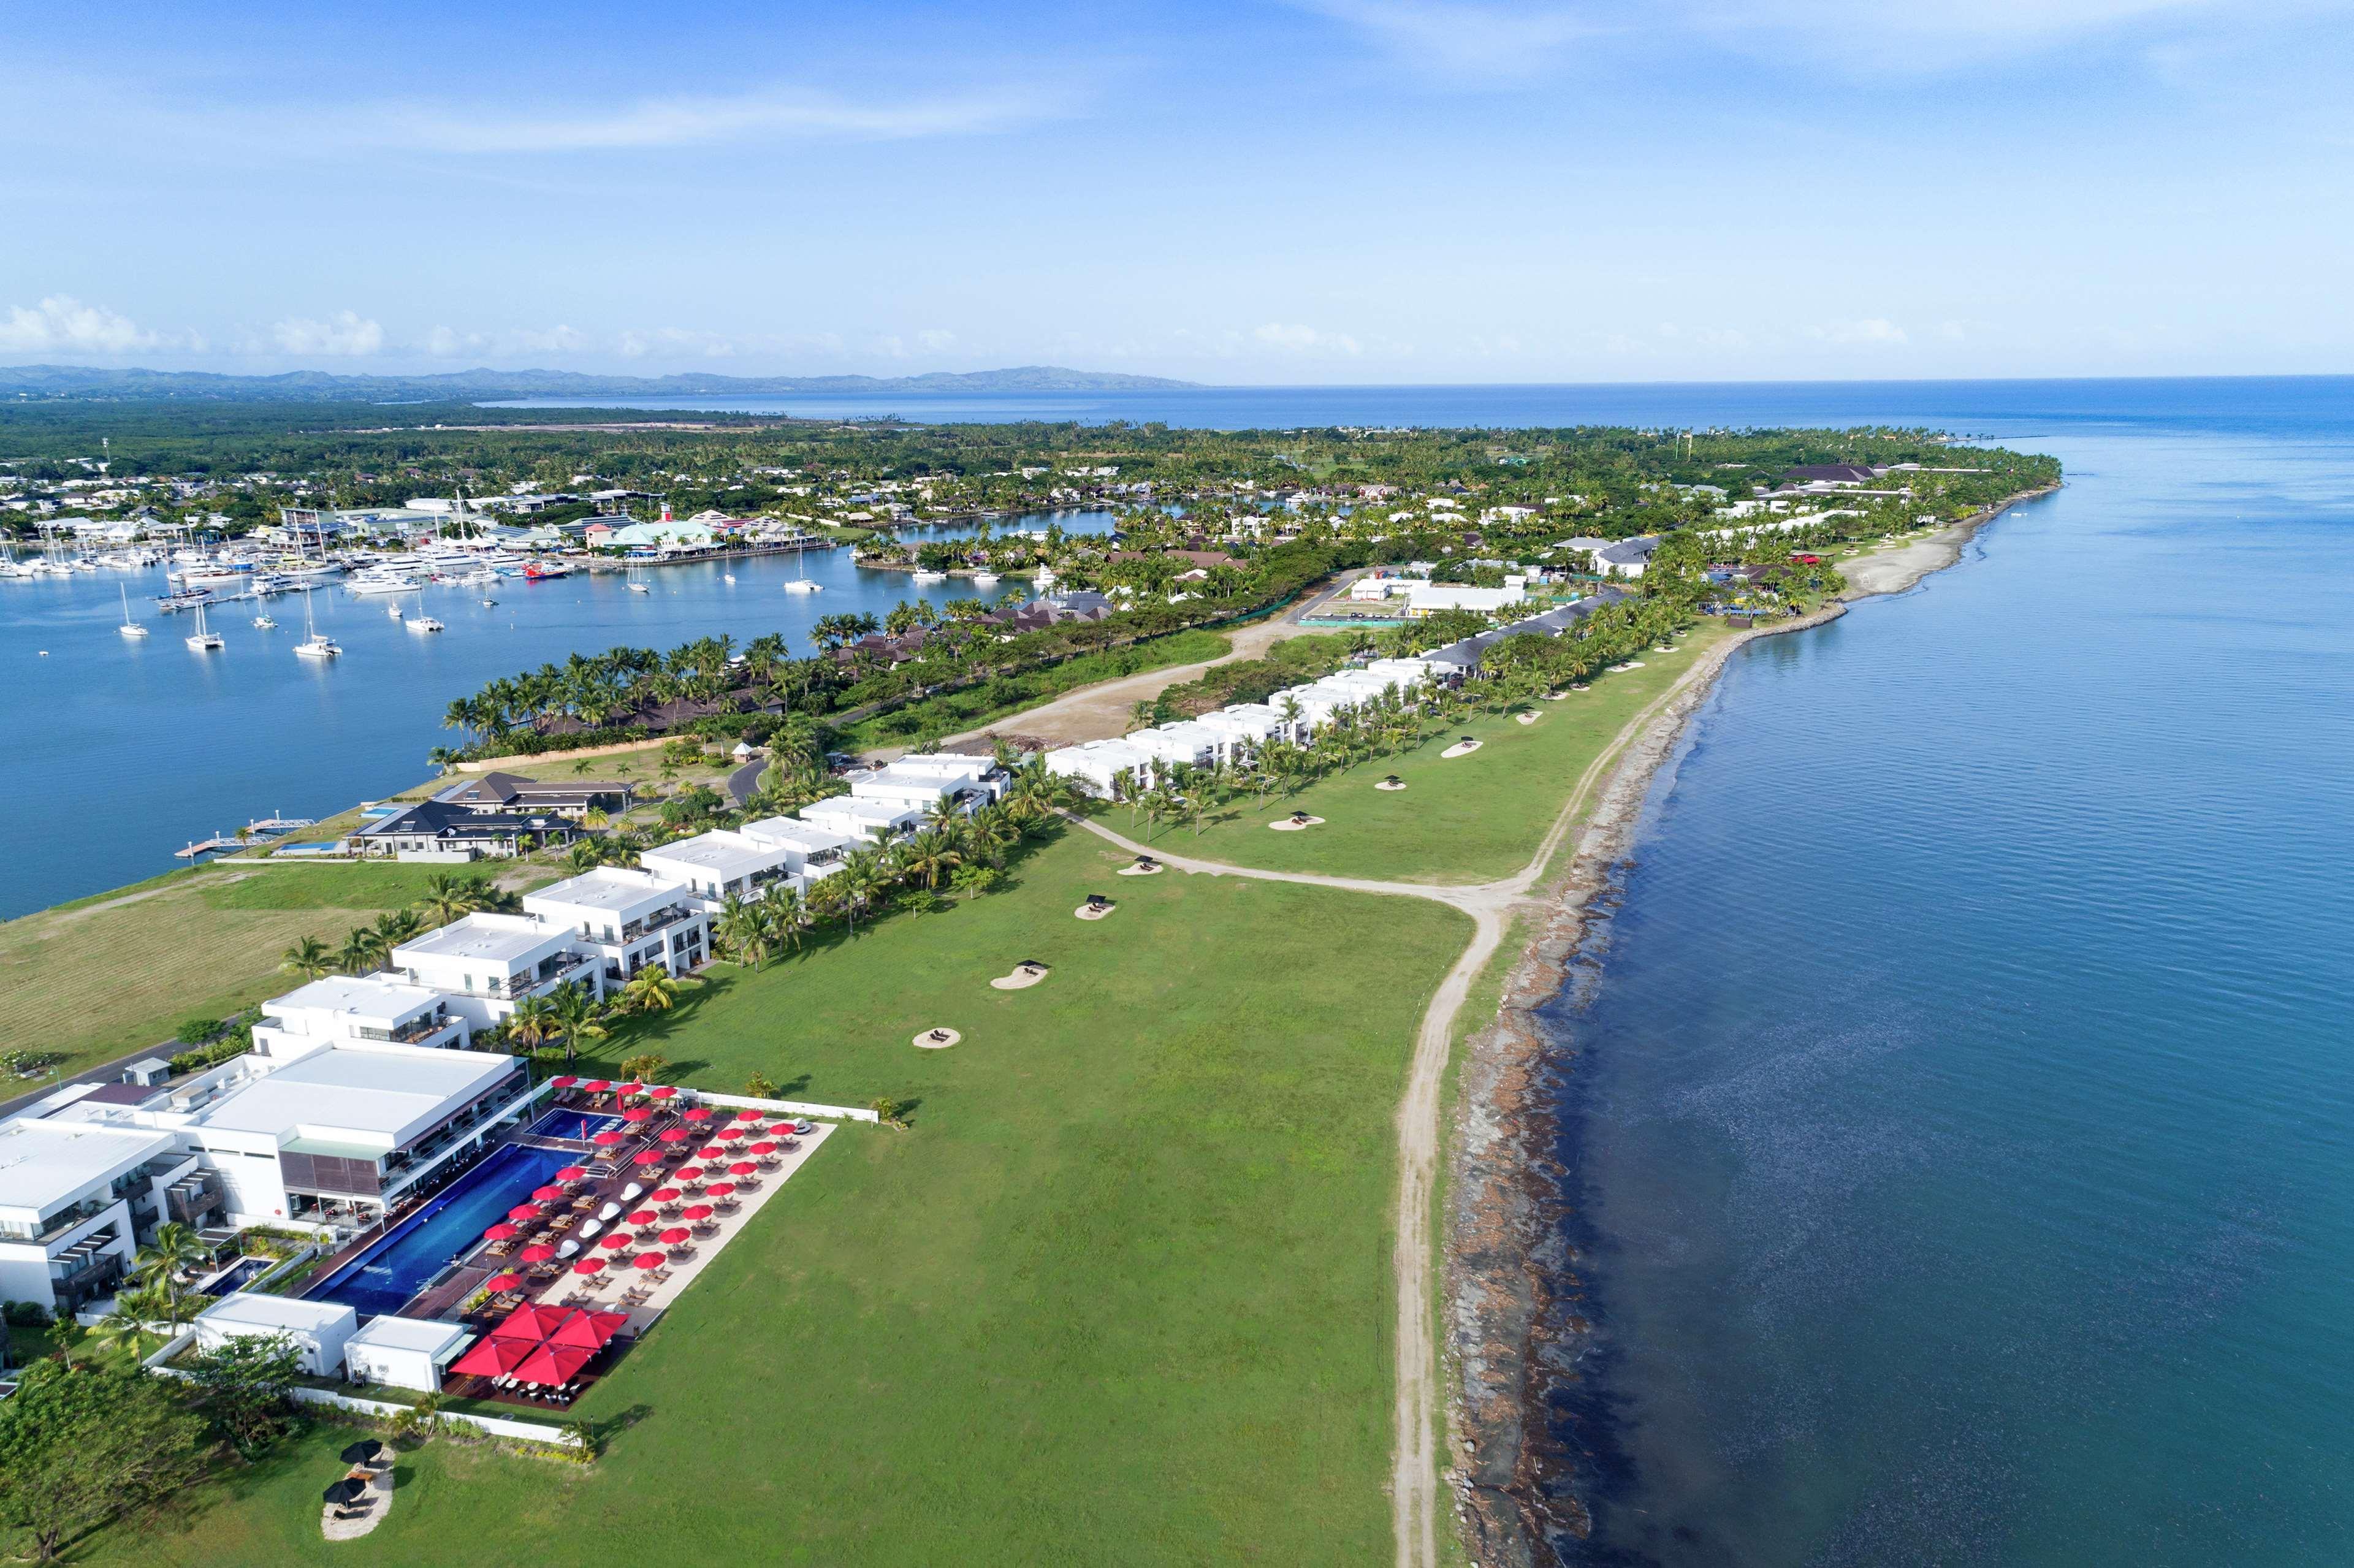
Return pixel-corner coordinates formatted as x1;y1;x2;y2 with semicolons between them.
0;1118;180;1216
268;973;444;1022
392;912;560;966
522;867;676;916
189;1046;516;1147
348;1314;470;1355
640;831;789;878
199;1292;356;1334
739;816;853;852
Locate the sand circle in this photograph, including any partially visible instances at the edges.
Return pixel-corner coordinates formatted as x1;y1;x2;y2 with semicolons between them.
1609;661;1647;672
321;1466;394;1541
913;1027;963;1049
1654;645;1679;653
1117;860;1164;877
1514;712;1539;726
989;962;1049;991
1375;779;1409;792
1571;683;1591;692
1541;692;1566;701
1075;900;1117;921
1268;815;1325;831
1441;740;1483;758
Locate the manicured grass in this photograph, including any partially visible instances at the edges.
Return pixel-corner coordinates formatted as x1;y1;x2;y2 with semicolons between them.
832;627;1234;753
1119;623;1726;885
0;861;556;1083
77;826;1471;1567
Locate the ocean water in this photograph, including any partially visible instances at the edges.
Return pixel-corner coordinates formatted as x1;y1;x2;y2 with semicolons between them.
0;509;1114;918
1539;397;2354;1563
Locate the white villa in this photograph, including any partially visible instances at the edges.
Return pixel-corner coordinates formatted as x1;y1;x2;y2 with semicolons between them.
388;912;606;1026
735;816;855;881
787;752;1008;846
521;866;710;983
639;828;805;909
251;973;471;1060
0;1117;199;1314
1404;583;1526;618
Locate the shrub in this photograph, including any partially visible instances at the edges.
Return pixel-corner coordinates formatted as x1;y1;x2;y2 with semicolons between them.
173;1017;224;1046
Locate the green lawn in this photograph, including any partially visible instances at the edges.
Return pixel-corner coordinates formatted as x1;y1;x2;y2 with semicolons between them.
75;825;1471;1567
1118;623;1726;885
0;861;558;1084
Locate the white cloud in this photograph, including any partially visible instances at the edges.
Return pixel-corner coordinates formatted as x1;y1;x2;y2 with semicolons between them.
1815;318;1909;346
1254;322;1364;354
367;86;1064;156
1297;1;1599;80
619;328;737;360
916;329;958;352
0;295;158;354
271;311;384;357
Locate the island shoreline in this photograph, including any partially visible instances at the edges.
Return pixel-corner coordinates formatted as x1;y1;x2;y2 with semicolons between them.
1439;484;2057;1565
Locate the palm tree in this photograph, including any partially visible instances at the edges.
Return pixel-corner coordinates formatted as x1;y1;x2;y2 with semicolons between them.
898;826;965;891
419;872;478;926
714;894;770;969
375;908;426;950
508;994;558;1053
830;849;889;937
133;1222;207;1290
620;965;680;1014
766;887;810;957
549;981;608;1065
336;931;380;976
280;936;332;980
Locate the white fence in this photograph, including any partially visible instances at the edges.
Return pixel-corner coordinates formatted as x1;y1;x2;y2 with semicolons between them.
691;1090;878;1124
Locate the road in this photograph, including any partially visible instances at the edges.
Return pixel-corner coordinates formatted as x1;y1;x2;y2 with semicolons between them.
1059;643;1718;1568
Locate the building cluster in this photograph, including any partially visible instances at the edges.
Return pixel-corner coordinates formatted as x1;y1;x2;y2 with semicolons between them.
0;753;1007;1322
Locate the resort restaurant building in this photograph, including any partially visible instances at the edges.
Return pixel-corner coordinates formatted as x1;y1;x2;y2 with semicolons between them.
388;912;605;1027
521;866;710;983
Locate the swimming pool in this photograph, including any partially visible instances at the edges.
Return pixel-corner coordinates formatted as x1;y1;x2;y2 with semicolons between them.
524;1108;623;1142
307;1141;579;1317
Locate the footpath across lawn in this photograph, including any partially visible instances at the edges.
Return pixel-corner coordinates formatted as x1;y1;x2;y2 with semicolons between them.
82;826;1471;1568
1121;623;1726;885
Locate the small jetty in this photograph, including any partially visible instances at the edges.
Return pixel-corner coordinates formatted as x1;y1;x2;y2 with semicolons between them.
173;812;318;859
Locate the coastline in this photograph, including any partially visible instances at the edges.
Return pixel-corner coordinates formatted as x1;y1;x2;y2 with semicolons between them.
1439;484;2055;1564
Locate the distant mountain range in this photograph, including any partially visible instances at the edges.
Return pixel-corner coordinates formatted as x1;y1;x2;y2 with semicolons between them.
0;363;1200;403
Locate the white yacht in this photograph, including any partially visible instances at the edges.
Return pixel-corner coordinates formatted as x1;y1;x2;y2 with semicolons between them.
184;602;224;651
783;552;821;593
405;611;445;633
972;571;1000;588
252;612;278;629
910;569;948;585
118;585;149;639
347;571;421;596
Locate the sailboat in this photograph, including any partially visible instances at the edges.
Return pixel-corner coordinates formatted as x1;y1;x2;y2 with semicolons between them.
118;584;150;639
782;549;821;594
185;601;223;651
626;562;651;593
403;588;444;633
294;589;341;660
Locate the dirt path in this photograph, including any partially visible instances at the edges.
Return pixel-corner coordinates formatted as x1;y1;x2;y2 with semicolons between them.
1062;642;1732;1568
943;579;1360;751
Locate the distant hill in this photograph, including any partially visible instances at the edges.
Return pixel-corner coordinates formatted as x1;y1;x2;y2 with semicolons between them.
0;363;1199;403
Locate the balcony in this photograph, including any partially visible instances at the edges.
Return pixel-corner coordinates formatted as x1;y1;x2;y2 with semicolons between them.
619;906;693;944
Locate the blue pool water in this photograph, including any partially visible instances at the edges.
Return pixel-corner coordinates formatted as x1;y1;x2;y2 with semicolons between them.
524;1108;622;1141
308;1140;581;1319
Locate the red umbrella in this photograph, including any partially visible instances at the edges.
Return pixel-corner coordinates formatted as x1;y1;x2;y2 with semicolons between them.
595;1232;631;1250
549;1075;577;1088
650;1187;681;1202
490;1303;573;1341
681;1204;714;1221
658;1127;691;1144
627;1209;658;1226
554;1165;588;1181
714;1125;745;1141
735;1108;766;1121
531;1185;566;1202
484;1222;520;1242
748;1141;779;1155
647;1086;677;1100
632;1149;665;1166
674;1166;704;1181
510;1342;595;1386
617;1081;644;1095
658;1227;691;1245
622;1106;653;1123
506;1203;541;1222
631;1251;668;1271
697;1145;729;1161
484;1271;525;1292
705;1182;735;1198
579;1079;611;1093
728;1162;757;1177
592;1130;626;1147
681;1106;713;1123
571;1257;606;1276
450;1336;536;1378
519;1244;557;1263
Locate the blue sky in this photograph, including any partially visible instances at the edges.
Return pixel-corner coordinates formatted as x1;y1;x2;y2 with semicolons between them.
6;0;2352;382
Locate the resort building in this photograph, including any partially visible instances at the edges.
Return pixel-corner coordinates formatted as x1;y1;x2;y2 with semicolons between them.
351;799;581;862
520;867;710;981
841;753;1008;818
250;974;471;1061
1194;703;1292;750
1122;720;1231;771
638;829;804;908
439;772;634;820
341;1312;472;1390
0;1119;202;1314
1041;738;1154;797
1404;583;1527;618
793;794;924;845
389;913;604;1025
193;1293;358;1377
734;816;855;881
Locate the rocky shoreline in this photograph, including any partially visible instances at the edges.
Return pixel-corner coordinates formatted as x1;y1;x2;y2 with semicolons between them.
1438;482;2058;1566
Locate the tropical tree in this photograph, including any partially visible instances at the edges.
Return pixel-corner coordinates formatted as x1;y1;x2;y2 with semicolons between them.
714;894;771;969
280;936;331;980
620;965;680;1014
898;826;966;891
507;994;558;1053
549;981;608;1065
419;872;479;925
132;1222;207;1290
0;1360;210;1562
336;930;380;976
